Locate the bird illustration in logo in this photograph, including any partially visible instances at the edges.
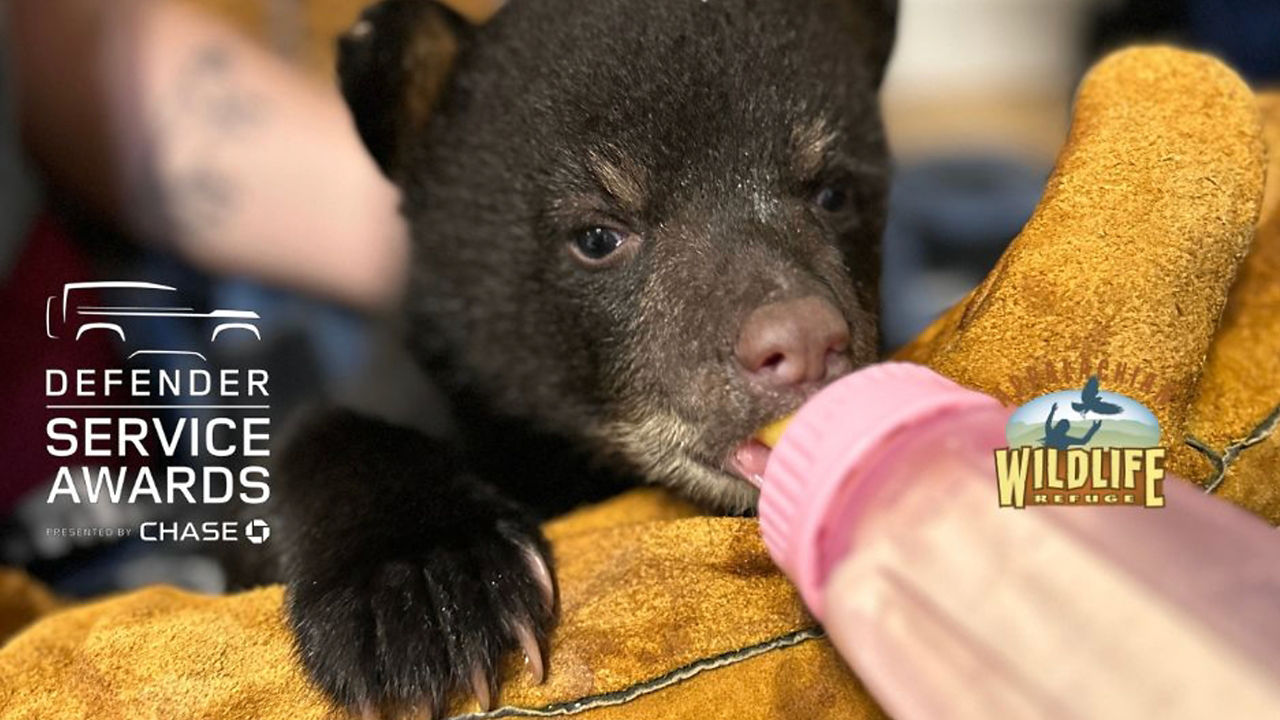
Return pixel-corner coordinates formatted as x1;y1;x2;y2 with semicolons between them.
1071;376;1123;418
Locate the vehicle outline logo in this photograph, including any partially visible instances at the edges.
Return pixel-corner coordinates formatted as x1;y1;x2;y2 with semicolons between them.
46;281;261;361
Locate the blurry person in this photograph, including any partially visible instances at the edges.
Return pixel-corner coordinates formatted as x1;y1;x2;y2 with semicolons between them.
7;0;503;308
0;0;500;590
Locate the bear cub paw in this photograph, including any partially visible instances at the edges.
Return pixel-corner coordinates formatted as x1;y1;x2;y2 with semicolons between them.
286;512;556;717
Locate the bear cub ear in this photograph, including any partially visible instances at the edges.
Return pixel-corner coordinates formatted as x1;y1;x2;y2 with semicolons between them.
337;0;472;179
848;0;898;87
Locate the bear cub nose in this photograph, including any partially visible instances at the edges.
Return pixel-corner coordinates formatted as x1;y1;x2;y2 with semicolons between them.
734;296;852;388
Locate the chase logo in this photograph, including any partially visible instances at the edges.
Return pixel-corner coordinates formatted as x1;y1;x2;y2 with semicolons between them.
244;519;271;545
995;376;1166;509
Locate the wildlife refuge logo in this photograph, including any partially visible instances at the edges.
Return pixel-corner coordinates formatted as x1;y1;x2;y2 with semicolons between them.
994;376;1166;509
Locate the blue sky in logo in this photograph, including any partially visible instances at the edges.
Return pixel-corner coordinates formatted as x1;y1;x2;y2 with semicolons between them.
1006;387;1161;448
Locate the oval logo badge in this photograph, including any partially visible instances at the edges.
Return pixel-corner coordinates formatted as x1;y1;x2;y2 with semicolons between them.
1006;375;1160;450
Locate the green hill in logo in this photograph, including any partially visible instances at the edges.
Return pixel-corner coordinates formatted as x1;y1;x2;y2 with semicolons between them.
1006;417;1160;449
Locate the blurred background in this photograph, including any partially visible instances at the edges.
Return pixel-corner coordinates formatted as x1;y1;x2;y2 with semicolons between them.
1;0;1277;596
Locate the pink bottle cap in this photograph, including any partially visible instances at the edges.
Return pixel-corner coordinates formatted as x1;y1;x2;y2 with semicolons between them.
758;362;1003;619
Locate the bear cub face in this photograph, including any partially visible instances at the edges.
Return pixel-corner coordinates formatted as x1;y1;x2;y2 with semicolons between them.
342;0;895;511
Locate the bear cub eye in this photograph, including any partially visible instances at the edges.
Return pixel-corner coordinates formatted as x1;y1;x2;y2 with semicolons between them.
571;226;631;265
813;182;850;213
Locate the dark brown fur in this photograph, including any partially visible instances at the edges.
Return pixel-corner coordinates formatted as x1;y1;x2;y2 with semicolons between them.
254;0;896;713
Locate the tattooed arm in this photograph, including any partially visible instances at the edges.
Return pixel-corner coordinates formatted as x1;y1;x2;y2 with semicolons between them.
9;0;502;307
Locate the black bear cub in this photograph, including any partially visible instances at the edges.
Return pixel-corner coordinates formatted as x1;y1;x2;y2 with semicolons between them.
260;0;896;715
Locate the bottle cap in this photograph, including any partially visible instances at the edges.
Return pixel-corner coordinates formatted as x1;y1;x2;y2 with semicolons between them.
758;362;1003;618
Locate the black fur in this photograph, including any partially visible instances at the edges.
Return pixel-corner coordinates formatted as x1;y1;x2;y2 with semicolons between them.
272;409;555;713
252;0;896;714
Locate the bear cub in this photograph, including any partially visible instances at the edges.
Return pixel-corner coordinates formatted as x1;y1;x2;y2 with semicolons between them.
256;0;896;715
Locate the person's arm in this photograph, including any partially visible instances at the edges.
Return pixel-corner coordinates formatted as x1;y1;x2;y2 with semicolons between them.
1082;419;1103;443
10;0;501;308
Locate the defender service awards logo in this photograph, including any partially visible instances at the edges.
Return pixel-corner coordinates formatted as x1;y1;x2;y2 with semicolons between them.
42;280;272;543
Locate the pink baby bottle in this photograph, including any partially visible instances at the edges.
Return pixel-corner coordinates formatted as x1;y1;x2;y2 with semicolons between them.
757;362;1280;719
